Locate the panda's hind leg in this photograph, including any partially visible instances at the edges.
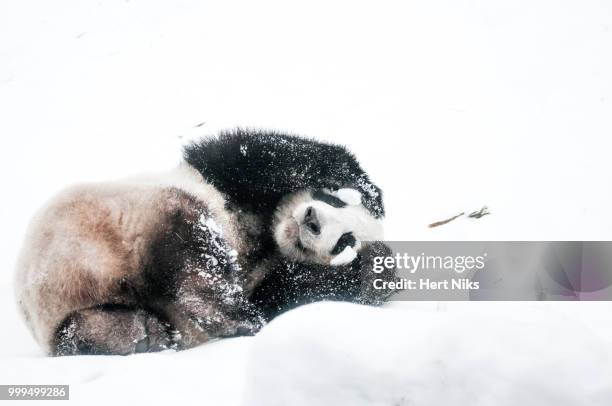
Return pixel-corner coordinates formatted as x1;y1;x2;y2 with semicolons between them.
53;305;173;356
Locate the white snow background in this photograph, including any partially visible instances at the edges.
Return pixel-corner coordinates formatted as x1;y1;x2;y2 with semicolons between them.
1;0;612;404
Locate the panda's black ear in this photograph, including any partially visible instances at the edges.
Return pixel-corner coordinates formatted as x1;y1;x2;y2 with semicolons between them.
358;182;385;218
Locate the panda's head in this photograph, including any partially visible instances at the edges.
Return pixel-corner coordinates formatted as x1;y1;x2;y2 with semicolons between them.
273;188;383;266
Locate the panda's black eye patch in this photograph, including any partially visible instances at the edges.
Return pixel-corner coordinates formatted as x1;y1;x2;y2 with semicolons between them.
331;232;356;255
313;190;347;208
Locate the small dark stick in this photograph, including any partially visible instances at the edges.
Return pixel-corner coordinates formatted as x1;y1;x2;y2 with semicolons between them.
468;206;490;219
428;212;465;228
428;206;491;228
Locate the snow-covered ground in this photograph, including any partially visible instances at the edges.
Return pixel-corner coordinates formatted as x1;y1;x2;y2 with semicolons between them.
1;0;611;404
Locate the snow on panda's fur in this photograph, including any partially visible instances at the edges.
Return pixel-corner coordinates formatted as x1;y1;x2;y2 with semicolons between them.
15;129;397;356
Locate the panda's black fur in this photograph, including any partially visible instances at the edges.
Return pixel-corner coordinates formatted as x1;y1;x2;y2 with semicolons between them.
184;128;385;220
15;129;396;356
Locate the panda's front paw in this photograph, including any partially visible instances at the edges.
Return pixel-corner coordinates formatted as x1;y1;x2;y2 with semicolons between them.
333;188;362;206
356;241;398;305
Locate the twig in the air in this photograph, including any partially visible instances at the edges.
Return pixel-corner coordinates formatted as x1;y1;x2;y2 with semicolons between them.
428;205;491;228
428;212;465;228
468;206;490;219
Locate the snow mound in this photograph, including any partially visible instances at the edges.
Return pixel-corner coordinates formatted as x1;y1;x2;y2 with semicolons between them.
243;302;612;406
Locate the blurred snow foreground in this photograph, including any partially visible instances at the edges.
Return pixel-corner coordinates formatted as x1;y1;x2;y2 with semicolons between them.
245;302;612;406
3;302;611;405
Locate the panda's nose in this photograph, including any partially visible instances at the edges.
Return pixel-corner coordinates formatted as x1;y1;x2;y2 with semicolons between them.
303;207;321;235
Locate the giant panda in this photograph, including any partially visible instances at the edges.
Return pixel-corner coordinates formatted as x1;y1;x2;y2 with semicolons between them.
15;129;396;356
